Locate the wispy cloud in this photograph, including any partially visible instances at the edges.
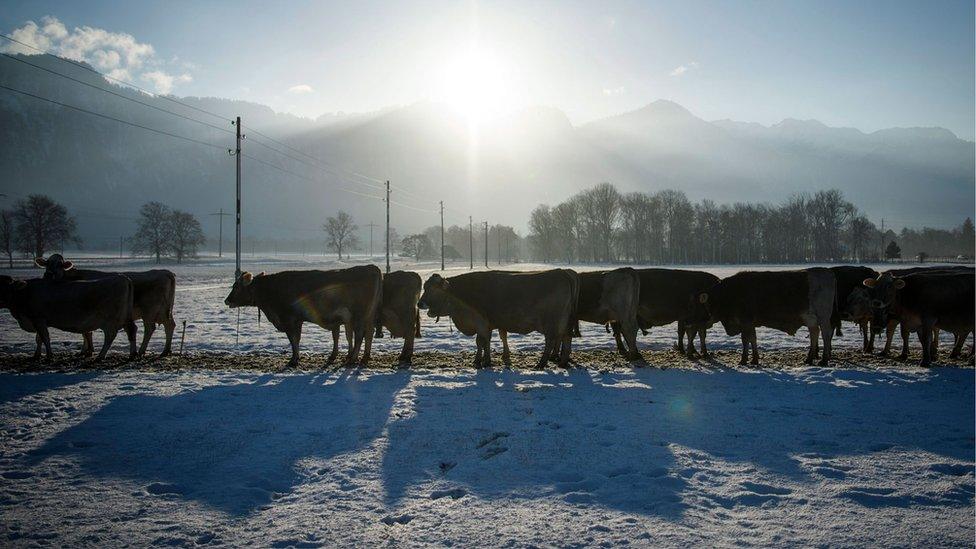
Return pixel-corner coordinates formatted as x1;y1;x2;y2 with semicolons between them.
1;16;194;94
602;86;625;96
669;61;699;77
288;84;314;94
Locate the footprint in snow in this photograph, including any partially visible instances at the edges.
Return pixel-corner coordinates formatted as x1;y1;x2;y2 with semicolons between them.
928;463;972;476
476;432;509;449
145;482;185;496
739;482;792;496
430;488;467;500
381;514;414;526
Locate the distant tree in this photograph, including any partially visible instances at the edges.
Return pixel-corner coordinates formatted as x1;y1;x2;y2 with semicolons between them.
167;210;205;263
960;218;975;256
528;205;556;263
845;215;875;261
917;251;928;263
323;211;359;260
884;240;901;260
402;234;433;261
13;194;78;259
132;202;173;264
0;210;14;268
443;244;462;260
387;227;402;254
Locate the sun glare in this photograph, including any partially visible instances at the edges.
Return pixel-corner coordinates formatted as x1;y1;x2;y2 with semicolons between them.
437;45;518;124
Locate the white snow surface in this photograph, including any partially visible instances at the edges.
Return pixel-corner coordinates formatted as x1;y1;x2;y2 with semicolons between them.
0;257;973;547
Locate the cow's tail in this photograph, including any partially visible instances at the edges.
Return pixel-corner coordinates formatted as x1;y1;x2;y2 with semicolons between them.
165;270;176;325
372;269;384;338
831;278;842;338
566;269;580;338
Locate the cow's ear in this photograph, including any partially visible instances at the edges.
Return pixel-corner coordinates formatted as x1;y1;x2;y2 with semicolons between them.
34;257;46;268
62;260;74;271
241;272;253;286
862;278;877;288
893;278;906;289
698;293;709;304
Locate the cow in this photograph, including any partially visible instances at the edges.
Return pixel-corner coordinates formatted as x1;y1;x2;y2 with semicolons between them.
572;268;642;360
223;265;382;366
0;275;137;361
35;254;177;357
625;269;720;357
417;269;578;368
828;265;879;352
693;269;836;365
375;270;423;364
862;270;975;366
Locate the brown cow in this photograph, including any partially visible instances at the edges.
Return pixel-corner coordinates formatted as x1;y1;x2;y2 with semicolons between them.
418;270;578;368
0;275;137;361
224;265;382;366
376;270;423;364
36;254;177;357
863;270;974;366
574;268;641;360
828;265;879;352
693;269;836;365
627;268;719;357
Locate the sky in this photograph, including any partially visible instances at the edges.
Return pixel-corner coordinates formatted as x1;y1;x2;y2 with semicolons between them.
1;0;974;139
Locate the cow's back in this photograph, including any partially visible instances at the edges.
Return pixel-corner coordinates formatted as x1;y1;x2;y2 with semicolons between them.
714;271;811;331
447;270;575;335
23;276;132;333
635;268;719;325
253;266;382;327
899;272;975;328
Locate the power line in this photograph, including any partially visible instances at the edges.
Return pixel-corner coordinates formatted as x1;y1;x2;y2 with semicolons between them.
1;53;234;136
245;135;384;191
242;152;385;201
0;83;228;151
244;128;386;186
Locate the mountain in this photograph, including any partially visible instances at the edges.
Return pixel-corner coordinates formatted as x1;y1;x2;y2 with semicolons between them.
1;54;973;248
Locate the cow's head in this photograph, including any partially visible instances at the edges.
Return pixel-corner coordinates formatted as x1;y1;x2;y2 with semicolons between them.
690;290;714;325
35;254;74;280
417;274;451;318
845;286;873;322
862;273;904;310
224;271;262;308
0;275;27;309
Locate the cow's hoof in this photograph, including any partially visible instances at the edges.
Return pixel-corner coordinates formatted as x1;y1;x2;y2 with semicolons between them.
817;359;829;366
158;350;171;359
738;360;748;366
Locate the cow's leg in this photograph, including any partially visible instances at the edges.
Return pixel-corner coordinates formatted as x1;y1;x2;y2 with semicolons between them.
675;320;686;353
867;326;875;353
749;329;760;366
473;334;484;367
360;319;375;365
80;332;94;357
805;325;820;365
125;321;138;359
819;318;833;366
897;323;910;361
739;332;750;365
286;324;302;367
537;335;552;370
558;333;572;368
326;326;340;365
399;326;416;365
918;321;935;367
138;320;154;356
38;323;54;362
482;330;492;367
949;332;966;359
160;316;176;357
621;319;642;361
610;322;626;356
95;326;118;362
881;320;897;356
346;328;364;366
859;321;869;353
32;334;42;360
499;329;512;366
698;328;709;358
929;328;940;361
684;326;698;357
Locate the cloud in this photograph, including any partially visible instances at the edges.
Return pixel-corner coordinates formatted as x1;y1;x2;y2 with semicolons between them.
288;84;314;94
603;86;625;96
1;16;193;94
669;61;699;77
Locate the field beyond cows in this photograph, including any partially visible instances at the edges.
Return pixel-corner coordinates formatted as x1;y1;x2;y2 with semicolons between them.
0;256;973;547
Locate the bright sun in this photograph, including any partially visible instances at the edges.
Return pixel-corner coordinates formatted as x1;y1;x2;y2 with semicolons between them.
437;46;517;124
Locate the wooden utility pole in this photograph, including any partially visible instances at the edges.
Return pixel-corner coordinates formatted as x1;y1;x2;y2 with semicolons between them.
385;181;391;273
440;201;445;271
483;221;488;268
232;116;244;279
210;208;231;258
469;216;473;270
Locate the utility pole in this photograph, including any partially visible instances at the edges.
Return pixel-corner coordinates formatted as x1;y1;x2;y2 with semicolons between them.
880;218;886;263
440;201;445;271
366;222;378;259
469;216;473;270
385;181;391;273
230;116;244;279
210;208;230;258
483;221;488;268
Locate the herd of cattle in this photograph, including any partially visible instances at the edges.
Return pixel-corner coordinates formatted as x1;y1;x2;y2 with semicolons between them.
0;254;972;368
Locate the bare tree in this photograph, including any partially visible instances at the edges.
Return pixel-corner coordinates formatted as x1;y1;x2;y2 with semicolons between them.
323;211;359;259
845;215;875;261
0;210;14;268
13;194;78;259
132;202;172;264
528;205;557;262
168;210;205;263
401;234;433;261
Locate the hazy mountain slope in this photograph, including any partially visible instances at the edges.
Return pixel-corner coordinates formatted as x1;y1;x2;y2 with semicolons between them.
1;54;972;245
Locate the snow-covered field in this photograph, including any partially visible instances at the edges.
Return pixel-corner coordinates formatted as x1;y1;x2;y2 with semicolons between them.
0;257;973;547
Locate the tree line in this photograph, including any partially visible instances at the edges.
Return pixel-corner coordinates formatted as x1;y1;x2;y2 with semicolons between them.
526;183;974;264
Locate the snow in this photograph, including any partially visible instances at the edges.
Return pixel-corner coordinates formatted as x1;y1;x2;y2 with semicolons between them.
0;256;972;546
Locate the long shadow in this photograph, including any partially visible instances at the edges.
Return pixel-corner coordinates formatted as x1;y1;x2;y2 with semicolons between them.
0;372;100;405
381;367;974;517
27;371;409;516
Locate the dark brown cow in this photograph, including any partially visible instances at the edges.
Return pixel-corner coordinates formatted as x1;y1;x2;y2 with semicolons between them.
376;270;423;364
574;268;641;360
0;275;137;361
693;269;836;365
863;270;974;366
224;265;382;366
418;269;578;368
828;265;879;352
36;254;177;357
627;268;720;357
